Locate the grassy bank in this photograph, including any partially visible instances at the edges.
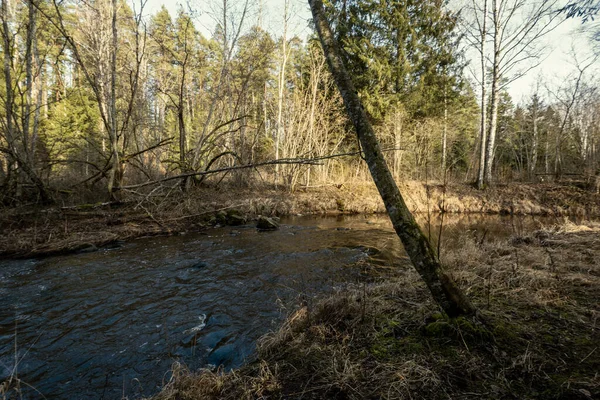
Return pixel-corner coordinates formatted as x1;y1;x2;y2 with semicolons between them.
150;221;600;400
1;181;599;259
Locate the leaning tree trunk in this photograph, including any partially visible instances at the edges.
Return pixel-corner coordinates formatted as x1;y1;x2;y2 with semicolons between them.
308;0;475;317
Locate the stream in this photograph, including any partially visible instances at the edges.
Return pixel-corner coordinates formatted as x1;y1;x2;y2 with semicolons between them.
0;213;562;399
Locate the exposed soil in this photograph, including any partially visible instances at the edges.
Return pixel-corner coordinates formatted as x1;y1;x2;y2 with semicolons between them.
149;221;600;400
1;181;599;259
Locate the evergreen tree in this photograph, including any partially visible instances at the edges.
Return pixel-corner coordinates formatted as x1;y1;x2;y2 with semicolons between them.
326;0;466;123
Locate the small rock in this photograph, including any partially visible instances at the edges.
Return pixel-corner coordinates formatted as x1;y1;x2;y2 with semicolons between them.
221;209;246;226
104;241;125;249
215;211;227;224
226;213;246;226
76;244;98;253
256;216;279;231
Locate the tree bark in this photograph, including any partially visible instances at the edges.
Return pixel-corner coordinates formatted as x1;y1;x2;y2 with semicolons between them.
442;83;448;174
545;129;550;175
275;0;290;184
107;0;121;200
530;97;539;178
308;0;475;317
484;0;501;185
178;52;188;175
1;0;16;173
476;0;488;190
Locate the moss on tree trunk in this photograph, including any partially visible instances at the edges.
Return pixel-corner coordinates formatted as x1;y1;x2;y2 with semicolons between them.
308;0;475;317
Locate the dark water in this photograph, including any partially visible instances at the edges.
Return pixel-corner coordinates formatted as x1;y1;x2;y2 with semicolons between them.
0;214;560;399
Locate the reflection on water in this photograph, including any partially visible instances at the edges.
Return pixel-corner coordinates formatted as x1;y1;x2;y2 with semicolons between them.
0;213;567;399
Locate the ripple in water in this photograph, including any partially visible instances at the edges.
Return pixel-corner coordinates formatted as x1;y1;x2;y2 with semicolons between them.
0;213;551;399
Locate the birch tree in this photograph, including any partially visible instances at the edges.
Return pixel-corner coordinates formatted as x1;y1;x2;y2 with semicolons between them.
464;0;489;188
465;0;562;186
547;52;598;177
275;0;292;184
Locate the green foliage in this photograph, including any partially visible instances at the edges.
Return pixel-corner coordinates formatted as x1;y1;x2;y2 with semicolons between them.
43;88;102;171
1;0;596;201
326;0;467;123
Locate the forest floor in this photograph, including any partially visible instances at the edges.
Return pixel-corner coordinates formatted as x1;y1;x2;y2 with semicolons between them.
150;220;600;400
1;181;599;259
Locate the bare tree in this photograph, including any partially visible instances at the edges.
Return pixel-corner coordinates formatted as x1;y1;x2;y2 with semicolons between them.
0;0;52;203
275;0;292;184
464;0;489;189
464;0;562;187
191;0;251;173
546;50;598;177
107;0;120;198
33;0;149;199
488;0;564;184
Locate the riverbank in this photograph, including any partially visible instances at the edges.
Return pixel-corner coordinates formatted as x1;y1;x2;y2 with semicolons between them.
150;221;600;400
1;181;599;259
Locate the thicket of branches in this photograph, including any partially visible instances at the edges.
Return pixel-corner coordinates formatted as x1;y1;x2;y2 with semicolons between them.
0;0;598;205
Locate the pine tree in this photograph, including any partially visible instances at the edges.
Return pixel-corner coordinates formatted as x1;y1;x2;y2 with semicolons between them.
325;0;466;123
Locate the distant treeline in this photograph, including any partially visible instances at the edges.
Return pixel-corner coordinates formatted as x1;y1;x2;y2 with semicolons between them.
0;0;598;205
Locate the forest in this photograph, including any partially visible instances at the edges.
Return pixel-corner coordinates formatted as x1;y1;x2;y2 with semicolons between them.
1;1;600;399
0;0;598;206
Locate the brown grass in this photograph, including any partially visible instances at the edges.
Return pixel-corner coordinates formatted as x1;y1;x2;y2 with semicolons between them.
149;221;600;400
2;181;599;259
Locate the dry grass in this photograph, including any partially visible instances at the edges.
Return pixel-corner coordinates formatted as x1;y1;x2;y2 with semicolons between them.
2;182;599;259
150;221;600;400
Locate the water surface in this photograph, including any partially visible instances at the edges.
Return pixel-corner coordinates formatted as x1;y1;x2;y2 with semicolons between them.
0;213;560;399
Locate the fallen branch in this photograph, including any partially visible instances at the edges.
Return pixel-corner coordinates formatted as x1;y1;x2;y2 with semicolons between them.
123;137;174;162
197;151;241;185
117;148;404;191
163;204;246;222
69;138;174;188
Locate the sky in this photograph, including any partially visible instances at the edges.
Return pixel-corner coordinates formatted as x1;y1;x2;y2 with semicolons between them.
143;0;312;39
141;0;597;106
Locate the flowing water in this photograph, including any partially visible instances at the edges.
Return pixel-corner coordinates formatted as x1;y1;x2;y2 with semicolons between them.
0;214;562;399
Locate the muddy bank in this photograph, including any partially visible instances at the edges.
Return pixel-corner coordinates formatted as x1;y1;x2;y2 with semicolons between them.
149;221;600;400
1;182;598;259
